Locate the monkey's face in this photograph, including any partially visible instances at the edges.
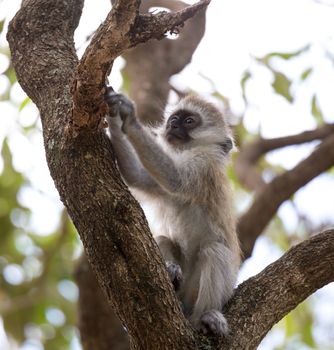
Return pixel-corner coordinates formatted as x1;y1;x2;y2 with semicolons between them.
165;110;201;146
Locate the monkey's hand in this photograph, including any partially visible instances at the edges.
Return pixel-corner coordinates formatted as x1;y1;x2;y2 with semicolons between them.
166;261;183;291
105;88;137;133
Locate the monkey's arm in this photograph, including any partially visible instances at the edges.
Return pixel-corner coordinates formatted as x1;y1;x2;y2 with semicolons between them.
108;116;161;191
106;91;161;192
126;125;183;193
110;92;197;195
127;125;207;198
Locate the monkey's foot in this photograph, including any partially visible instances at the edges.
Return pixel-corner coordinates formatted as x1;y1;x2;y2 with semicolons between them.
197;310;229;336
166;261;183;291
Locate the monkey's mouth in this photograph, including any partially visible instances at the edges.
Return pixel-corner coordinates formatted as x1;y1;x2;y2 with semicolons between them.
167;134;182;143
166;131;189;144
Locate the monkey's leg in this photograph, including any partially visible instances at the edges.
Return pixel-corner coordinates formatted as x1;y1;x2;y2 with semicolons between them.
155;235;183;291
191;242;237;336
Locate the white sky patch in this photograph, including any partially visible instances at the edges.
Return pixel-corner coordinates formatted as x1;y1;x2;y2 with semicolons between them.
277;201;299;233
294;174;334;224
17;104;39;128
0;319;12;350
0;102;17;138
45;308;66;328
3;264;25;285
265;142;319;170
237;236;284;283
18;185;62;236
75;0;111;55
10;82;29;105
0;53;10;74
0;75;10;95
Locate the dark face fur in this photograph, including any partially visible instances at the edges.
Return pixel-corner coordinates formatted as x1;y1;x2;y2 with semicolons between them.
165;109;201;145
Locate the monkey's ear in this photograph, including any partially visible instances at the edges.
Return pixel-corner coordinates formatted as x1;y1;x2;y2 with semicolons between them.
220;137;233;154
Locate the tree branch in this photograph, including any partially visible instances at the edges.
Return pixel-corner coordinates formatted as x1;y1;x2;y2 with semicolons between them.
238;133;334;258
235;123;334;192
221;229;334;349
75;257;129;350
123;0;208;124
71;0;210;130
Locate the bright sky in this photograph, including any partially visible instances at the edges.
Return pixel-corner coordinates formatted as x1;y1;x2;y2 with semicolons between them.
0;0;334;349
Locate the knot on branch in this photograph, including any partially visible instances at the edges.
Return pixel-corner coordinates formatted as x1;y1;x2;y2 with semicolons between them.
70;81;108;134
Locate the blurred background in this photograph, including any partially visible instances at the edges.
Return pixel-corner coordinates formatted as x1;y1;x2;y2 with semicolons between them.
0;0;334;349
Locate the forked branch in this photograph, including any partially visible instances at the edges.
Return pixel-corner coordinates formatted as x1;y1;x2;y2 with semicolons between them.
238;132;334;258
71;0;210;131
235;123;334;192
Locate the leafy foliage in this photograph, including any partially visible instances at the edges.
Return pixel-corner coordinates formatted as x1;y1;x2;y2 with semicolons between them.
271;71;293;102
0;139;81;349
311;95;324;125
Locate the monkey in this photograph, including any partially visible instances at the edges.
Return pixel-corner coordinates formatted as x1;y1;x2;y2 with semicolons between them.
105;87;240;336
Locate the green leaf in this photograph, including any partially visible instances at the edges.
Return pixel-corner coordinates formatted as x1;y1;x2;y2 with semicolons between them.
264;45;310;62
300;67;313;81
272;71;293;102
6;66;17;85
19;97;31;111
285;312;297;337
311;95;324;124
121;69;130;94
241;70;251;101
301;319;316;347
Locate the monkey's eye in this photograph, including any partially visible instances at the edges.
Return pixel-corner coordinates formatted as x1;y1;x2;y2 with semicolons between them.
169;116;178;123
184;117;194;124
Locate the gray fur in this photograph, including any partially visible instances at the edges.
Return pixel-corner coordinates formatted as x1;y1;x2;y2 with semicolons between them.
106;92;240;336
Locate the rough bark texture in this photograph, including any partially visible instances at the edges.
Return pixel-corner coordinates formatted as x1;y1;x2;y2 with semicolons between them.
6;0;334;349
221;229;334;349
75;257;129;350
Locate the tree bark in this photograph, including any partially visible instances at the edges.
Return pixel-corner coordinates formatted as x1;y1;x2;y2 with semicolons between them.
7;0;334;349
75;257;129;350
235;123;334;192
221;229;334;349
238;133;334;258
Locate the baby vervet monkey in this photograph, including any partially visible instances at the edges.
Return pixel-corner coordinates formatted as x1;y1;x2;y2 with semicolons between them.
105;87;240;335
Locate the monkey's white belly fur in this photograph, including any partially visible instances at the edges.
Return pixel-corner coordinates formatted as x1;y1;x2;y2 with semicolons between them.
133;189;237;316
137;192;211;254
